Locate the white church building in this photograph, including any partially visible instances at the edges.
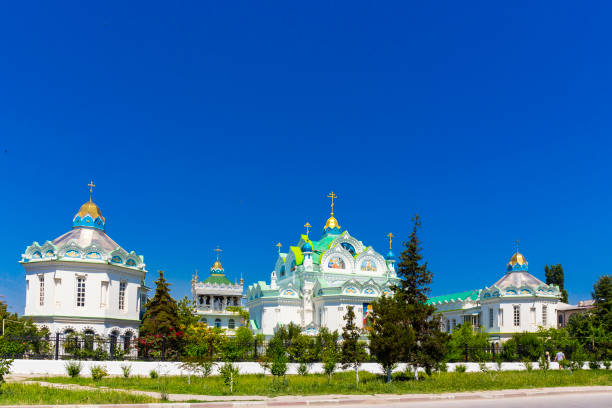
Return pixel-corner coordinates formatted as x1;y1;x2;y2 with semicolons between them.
427;244;561;343
21;183;148;344
191;250;245;333
246;193;400;337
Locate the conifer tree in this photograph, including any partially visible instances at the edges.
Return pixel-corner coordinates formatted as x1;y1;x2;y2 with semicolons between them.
369;294;413;382
140;270;180;337
340;306;368;387
394;214;448;377
545;264;569;303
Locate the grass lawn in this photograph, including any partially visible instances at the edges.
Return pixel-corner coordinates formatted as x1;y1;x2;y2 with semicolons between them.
35;369;612;396
0;383;157;405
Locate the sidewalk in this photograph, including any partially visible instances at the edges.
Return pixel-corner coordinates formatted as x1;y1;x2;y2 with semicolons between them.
11;382;612;407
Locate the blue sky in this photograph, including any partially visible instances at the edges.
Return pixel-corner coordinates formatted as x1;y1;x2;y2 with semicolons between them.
1;1;611;314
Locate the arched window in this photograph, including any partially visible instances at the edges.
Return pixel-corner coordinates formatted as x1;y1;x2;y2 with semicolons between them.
214;318;221;328
123;331;133;351
109;330;119;353
228;319;235;329
83;329;95;351
341;242;356;256
280;265;286;277
201;318;208;325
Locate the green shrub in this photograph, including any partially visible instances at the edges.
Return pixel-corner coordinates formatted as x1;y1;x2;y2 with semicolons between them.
220;362;239;393
522;358;533;372
90;364;108;382
455;364;466;373
149;369;158;379
120;364;131;378
603;360;611;370
199;360;213;377
297;362;309;376
0;357;13;392
588;360;600;370
538;355;550;371
64;361;82;378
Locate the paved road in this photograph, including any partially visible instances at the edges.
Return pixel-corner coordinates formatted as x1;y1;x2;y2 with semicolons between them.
321;393;611;408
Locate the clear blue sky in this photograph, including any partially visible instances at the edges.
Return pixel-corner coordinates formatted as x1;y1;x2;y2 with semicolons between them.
1;1;611;314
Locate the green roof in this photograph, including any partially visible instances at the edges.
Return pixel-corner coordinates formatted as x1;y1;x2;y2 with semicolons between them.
426;289;480;305
203;273;233;285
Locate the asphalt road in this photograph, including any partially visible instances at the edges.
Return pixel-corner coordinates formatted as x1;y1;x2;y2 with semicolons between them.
309;392;612;408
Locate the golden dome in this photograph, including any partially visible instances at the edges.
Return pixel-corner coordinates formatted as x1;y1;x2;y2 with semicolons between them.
508;251;528;267
324;215;340;231
75;200;105;223
211;259;223;271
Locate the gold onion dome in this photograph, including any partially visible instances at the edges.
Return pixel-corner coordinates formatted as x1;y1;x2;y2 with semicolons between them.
76;200;105;222
73;199;106;230
507;250;528;272
324;215;340;231
211;259;224;272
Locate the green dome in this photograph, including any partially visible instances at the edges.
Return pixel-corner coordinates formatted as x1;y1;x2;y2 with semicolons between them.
203;274;233;285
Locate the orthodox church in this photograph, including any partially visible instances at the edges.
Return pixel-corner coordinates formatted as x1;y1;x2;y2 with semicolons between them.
21;182;148;345
191;249;245;333
427;243;561;343
246;193;400;337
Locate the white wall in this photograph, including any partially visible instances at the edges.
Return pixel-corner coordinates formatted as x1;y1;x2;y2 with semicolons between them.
9;359;579;377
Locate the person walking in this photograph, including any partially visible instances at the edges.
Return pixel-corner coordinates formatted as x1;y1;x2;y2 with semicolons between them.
555;350;566;369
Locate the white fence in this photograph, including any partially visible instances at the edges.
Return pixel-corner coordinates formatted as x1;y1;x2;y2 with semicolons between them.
9;359;576;377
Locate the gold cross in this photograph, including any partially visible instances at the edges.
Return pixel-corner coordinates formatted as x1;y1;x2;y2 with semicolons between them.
88;180;96;201
276;242;282;254
327;191;338;215
214;246;223;260
304;222;311;238
516;239;520;253
387;232;394;250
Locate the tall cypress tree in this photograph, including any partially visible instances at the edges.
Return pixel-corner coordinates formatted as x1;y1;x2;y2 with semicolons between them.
140;270;180;337
545;264;569;303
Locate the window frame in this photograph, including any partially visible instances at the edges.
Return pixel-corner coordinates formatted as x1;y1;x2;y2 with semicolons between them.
513;305;520;327
118;281;127;311
76;276;86;308
39;275;45;306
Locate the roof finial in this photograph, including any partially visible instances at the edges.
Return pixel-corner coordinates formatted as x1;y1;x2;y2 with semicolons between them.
304;222;311;239
214;246;222;260
88;180;96;202
387;232;394;250
240;271;244;285
327;191;338;216
276;242;282;254
516;239;520;253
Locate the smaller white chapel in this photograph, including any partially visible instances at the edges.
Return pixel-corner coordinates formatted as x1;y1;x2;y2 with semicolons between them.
21;183;149;343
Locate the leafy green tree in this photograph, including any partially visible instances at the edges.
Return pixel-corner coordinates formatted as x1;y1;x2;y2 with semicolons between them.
177;296;199;329
501;333;544;361
369;294;412;382
140;270;180;337
0;301;49;357
544;264;569;303
394;215;448;377
340;306;368;387
446;323;489;362
592;275;612;330
290;334;315;375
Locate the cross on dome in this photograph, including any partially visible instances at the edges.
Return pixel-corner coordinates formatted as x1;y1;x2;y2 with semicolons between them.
324;191;341;232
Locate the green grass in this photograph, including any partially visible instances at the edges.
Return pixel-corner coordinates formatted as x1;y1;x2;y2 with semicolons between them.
35;369;612;396
0;383;158;405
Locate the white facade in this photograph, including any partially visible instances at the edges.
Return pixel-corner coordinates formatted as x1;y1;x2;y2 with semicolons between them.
429;249;561;342
21;192;148;342
246;209;399;337
191;257;245;333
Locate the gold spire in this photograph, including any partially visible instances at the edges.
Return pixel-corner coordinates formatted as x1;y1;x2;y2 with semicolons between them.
88;180;95;202
304;222;311;239
211;247;223;271
507;239;528;267
324;191;340;231
276;242;282;254
239;271;244;285
387;232;394;250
